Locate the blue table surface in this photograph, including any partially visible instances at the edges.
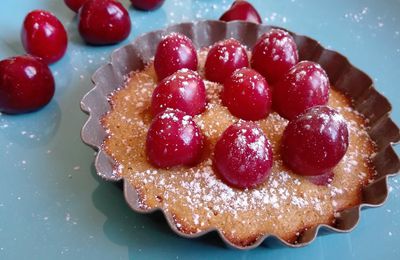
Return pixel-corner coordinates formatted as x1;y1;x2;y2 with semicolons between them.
0;0;399;259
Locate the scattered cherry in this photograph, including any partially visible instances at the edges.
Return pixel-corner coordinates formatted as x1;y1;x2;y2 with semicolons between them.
64;0;88;12
273;61;330;120
205;38;249;84
214;121;273;189
78;0;131;45
251;29;298;84
222;68;271;120
0;55;55;114
21;10;68;64
154;33;198;81
130;0;165;11
146;109;204;168
281;106;349;177
219;0;262;24
151;69;206;117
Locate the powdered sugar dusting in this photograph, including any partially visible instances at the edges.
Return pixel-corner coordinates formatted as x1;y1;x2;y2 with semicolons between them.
131;158;329;218
260;29;298;64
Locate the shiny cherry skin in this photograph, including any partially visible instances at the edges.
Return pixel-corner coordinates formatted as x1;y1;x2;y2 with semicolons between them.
64;0;88;12
146;109;204;168
214;121;273;189
154;33;198;81
219;0;262;24
281;106;349;177
222;68;271;120
273;61;330;120
130;0;165;10
21;10;68;64
251;29;299;84
0;55;55;114
78;0;131;45
205;38;249;84
151;69;206;117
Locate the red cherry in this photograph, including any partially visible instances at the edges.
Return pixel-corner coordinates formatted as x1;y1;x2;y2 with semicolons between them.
219;0;262;24
130;0;165;10
78;0;131;45
64;0;88;12
273;61;330;120
251;29;299;84
281;106;349;176
205;38;249;84
222;68;271;120
21;10;68;64
151;69;206;117
214;121;273;189
0;55;55;114
146;109;204;168
154;33;198;81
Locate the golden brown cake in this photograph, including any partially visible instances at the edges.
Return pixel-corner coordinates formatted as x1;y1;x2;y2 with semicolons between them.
101;49;376;247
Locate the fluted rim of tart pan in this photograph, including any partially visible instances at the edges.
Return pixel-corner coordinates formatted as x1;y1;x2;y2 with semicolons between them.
80;20;400;250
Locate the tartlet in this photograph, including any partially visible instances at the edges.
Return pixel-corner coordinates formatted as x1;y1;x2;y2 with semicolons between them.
81;21;400;249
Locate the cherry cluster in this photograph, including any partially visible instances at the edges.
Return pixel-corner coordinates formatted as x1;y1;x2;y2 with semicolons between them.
146;29;348;189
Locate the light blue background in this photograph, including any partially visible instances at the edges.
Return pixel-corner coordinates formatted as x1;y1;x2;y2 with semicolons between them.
0;0;399;259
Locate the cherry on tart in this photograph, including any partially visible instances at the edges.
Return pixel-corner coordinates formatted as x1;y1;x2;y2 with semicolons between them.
281;106;349;178
251;29;299;84
222;68;271;120
219;0;262;24
154;33;198;81
151;69;206;117
78;0;131;45
130;0;165;11
205;38;249;84
64;0;88;12
146;109;204;168
21;10;68;64
273;60;330;120
214;121;273;189
0;55;55;114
